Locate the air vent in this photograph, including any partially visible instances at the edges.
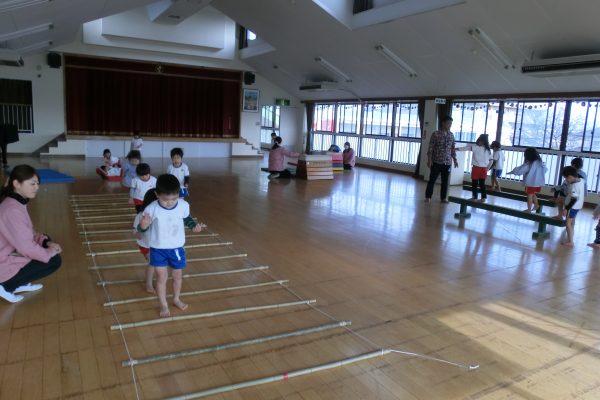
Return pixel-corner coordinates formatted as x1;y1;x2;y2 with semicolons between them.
522;54;600;77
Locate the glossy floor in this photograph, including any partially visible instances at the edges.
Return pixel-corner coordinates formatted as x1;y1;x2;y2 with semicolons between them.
0;156;598;399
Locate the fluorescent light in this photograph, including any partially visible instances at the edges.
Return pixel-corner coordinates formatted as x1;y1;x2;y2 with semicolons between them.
375;44;417;78
0;23;53;41
314;57;352;83
0;0;51;14
16;40;53;53
469;27;514;69
247;30;256;41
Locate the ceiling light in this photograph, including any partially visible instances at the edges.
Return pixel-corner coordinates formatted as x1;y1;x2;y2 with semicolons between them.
0;0;52;14
469;27;514;69
0;23;53;41
247;30;256;41
315;57;352;83
16;40;53;53
375;44;417;78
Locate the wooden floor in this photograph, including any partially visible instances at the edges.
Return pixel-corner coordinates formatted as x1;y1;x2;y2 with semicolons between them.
0;155;599;400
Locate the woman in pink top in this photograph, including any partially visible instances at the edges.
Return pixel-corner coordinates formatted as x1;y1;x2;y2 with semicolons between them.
268;137;300;179
0;165;62;303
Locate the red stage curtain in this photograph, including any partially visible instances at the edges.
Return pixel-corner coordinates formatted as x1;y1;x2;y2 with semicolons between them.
65;56;241;138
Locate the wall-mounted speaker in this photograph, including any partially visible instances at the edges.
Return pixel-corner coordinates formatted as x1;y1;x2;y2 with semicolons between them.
47;52;61;69
244;71;255;85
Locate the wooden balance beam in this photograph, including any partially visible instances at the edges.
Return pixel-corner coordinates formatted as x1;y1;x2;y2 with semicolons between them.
448;196;566;240
461;185;556;215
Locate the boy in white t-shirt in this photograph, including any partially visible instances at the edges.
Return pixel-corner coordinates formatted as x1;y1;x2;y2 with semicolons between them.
561;166;585;247
167;147;190;198
138;174;203;317
129;163;157;213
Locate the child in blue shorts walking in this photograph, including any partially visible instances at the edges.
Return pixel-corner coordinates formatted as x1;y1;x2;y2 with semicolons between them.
138;174;203;317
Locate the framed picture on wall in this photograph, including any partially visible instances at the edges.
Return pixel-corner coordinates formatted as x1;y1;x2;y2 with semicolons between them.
242;89;260;112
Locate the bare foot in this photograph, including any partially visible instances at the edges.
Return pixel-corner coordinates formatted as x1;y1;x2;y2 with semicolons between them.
145;285;156;294
159;306;171;318
561;242;574;247
588;243;600;249
552;215;564;220
173;299;188;311
531;207;539;213
522;209;532;213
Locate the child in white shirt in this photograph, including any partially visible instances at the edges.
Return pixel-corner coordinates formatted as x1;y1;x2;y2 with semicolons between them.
96;148;121;178
167;147;190;198
130;133;143;153
138;174;203;317
129;163;157;213
132;190;157;293
561;166;585;247
456;134;493;202
508;147;548;212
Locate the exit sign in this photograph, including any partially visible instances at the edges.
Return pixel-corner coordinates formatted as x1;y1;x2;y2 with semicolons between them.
275;98;290;106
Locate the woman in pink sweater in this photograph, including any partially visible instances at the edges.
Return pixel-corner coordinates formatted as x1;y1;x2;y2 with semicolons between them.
268;137;300;179
0;165;62;303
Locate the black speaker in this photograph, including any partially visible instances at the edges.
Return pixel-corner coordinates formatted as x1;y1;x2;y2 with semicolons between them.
47;52;61;69
244;71;255;85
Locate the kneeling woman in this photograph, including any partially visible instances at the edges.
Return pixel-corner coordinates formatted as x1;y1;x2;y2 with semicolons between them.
268;137;300;179
0;165;62;303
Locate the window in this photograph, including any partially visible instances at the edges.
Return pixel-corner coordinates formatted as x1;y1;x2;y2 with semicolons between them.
452;101;499;142
260;105;280;143
313;104;335;132
362;103;393;136
394;102;420;138
568;100;600;152
502;101;565;149
336;103;360;133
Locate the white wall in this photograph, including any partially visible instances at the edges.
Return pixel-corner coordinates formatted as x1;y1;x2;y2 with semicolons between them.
240;73;303;152
0;53;65;153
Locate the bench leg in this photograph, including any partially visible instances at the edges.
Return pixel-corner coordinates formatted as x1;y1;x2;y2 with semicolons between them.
536;205;545;216
454;203;471;219
532;221;550;240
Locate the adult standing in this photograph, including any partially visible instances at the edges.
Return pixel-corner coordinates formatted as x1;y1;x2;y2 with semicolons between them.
0;165;62;303
424;116;458;203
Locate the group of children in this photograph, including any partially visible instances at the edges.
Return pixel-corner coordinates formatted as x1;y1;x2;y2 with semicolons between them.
100;136;203;317
459;135;600;248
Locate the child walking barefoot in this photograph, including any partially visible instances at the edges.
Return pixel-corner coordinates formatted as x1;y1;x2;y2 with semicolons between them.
138;174;203;317
508;147;547;212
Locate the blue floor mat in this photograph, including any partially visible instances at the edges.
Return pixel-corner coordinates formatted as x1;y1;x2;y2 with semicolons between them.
37;169;75;183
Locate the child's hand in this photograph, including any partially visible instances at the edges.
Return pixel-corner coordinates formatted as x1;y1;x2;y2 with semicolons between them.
192;223;205;233
140;213;152;229
128;198;134;205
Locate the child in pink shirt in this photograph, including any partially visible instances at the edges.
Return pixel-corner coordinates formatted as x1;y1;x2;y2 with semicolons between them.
268;137;300;179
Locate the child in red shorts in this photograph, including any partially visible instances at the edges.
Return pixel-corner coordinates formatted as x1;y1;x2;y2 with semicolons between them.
456;134;493;202
508;147;547;212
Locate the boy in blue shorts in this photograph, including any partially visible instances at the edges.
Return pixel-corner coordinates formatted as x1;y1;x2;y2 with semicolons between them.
139;174;203;317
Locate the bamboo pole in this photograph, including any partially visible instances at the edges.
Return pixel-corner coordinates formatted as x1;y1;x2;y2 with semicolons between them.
77;221;132;227
72;207;133;213
123;320;351;367
79;228;137;235
76;213;136;220
86;242;233;257
70;193;129;198
105;280;288;307
110;299;317;331
71;202;129;208
97;266;268;285
82;233;219;245
164;349;390;400
92;254;248;273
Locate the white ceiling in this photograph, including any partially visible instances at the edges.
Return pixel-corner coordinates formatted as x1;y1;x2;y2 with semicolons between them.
2;0;600;100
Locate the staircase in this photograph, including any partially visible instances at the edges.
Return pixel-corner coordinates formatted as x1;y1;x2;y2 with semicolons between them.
232;138;263;157
33;133;66;156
